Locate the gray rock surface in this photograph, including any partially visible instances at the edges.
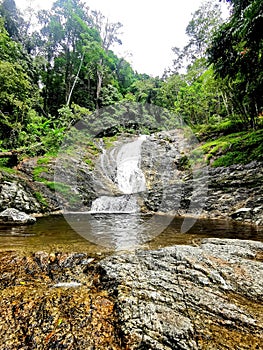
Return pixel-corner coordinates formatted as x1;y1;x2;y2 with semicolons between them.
140;131;263;226
0;179;41;213
97;238;263;349
0;208;36;225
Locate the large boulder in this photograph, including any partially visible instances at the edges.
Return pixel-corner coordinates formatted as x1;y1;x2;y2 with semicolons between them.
0;208;36;225
97;238;263;349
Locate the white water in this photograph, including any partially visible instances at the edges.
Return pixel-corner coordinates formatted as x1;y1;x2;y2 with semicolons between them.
90;136;146;213
116;135;146;194
90;195;138;214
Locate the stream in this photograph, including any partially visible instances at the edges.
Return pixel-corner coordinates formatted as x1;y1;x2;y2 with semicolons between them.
0;213;262;253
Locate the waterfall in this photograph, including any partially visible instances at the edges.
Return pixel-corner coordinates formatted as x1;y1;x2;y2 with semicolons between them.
90;136;146;213
116;136;146;194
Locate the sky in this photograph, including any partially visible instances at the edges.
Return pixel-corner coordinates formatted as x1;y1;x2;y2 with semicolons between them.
16;0;229;77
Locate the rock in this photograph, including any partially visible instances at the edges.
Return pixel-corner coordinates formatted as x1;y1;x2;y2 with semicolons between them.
0;180;41;213
140;131;263;226
1;131;262;226
52;281;83;288
96;238;263;349
231;207;253;220
0;208;36;225
0;241;262;348
0;251;121;349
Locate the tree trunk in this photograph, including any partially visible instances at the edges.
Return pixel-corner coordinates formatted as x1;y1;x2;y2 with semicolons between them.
66;52;85;107
96;59;103;110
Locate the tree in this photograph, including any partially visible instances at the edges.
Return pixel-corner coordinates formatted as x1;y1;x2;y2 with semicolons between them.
0;18;35;148
208;0;263;128
90;10;122;52
155;74;186;110
129;76;162;104
173;60;225;125
37;0;96;112
0;0;20;40
172;0;224;71
90;10;123;109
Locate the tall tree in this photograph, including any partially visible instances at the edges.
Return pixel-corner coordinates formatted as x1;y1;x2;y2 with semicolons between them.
172;0;224;70
208;0;263;128
0;18;34;148
0;0;20;40
37;0;101;113
90;10;123;109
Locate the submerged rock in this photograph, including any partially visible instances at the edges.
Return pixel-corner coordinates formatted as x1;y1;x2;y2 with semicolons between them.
0;252;121;349
0;208;36;225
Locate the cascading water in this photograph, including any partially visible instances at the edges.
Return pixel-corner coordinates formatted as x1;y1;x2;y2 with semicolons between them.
90;135;147;213
115;136;146;194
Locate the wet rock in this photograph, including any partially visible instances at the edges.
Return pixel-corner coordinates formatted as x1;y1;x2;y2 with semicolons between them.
0;240;263;349
0;179;41;213
97;239;263;349
204;162;263;225
0;131;262;225
231;207;253;220
0;208;36;225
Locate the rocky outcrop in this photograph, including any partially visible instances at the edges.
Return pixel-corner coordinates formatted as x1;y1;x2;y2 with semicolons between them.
0;208;36;225
205;162;263;225
140;131;263;226
96;239;263;349
0;239;262;349
0;177;41;213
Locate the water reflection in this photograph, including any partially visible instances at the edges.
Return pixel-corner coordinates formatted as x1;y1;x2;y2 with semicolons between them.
0;214;262;253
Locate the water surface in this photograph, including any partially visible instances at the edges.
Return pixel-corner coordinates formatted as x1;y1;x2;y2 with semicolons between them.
0;214;262;254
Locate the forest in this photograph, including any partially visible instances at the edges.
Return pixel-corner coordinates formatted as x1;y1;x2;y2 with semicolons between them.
0;0;262;165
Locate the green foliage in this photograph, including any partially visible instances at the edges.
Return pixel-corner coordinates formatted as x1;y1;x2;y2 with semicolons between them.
32;165;49;182
208;0;263;128
34;191;48;207
37;156;55;165
194;119;246;140
103;135;118;149
0;162;17;174
172;0;224;69
0;0;261;170
198;129;263;166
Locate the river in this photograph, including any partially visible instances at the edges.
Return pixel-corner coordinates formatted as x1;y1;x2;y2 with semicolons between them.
0;213;262;254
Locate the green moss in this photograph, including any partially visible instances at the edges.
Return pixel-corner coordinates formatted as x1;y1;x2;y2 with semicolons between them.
196;129;263;167
45;181;69;193
84;158;94;169
103;135;118;149
194;120;246;140
37;156;55;165
0;165;16;174
33;166;49;181
34;191;48;207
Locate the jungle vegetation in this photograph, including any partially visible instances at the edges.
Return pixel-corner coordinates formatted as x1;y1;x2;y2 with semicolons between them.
0;0;262;166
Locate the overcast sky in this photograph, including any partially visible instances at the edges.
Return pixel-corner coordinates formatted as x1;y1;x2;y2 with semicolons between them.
16;0;229;77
